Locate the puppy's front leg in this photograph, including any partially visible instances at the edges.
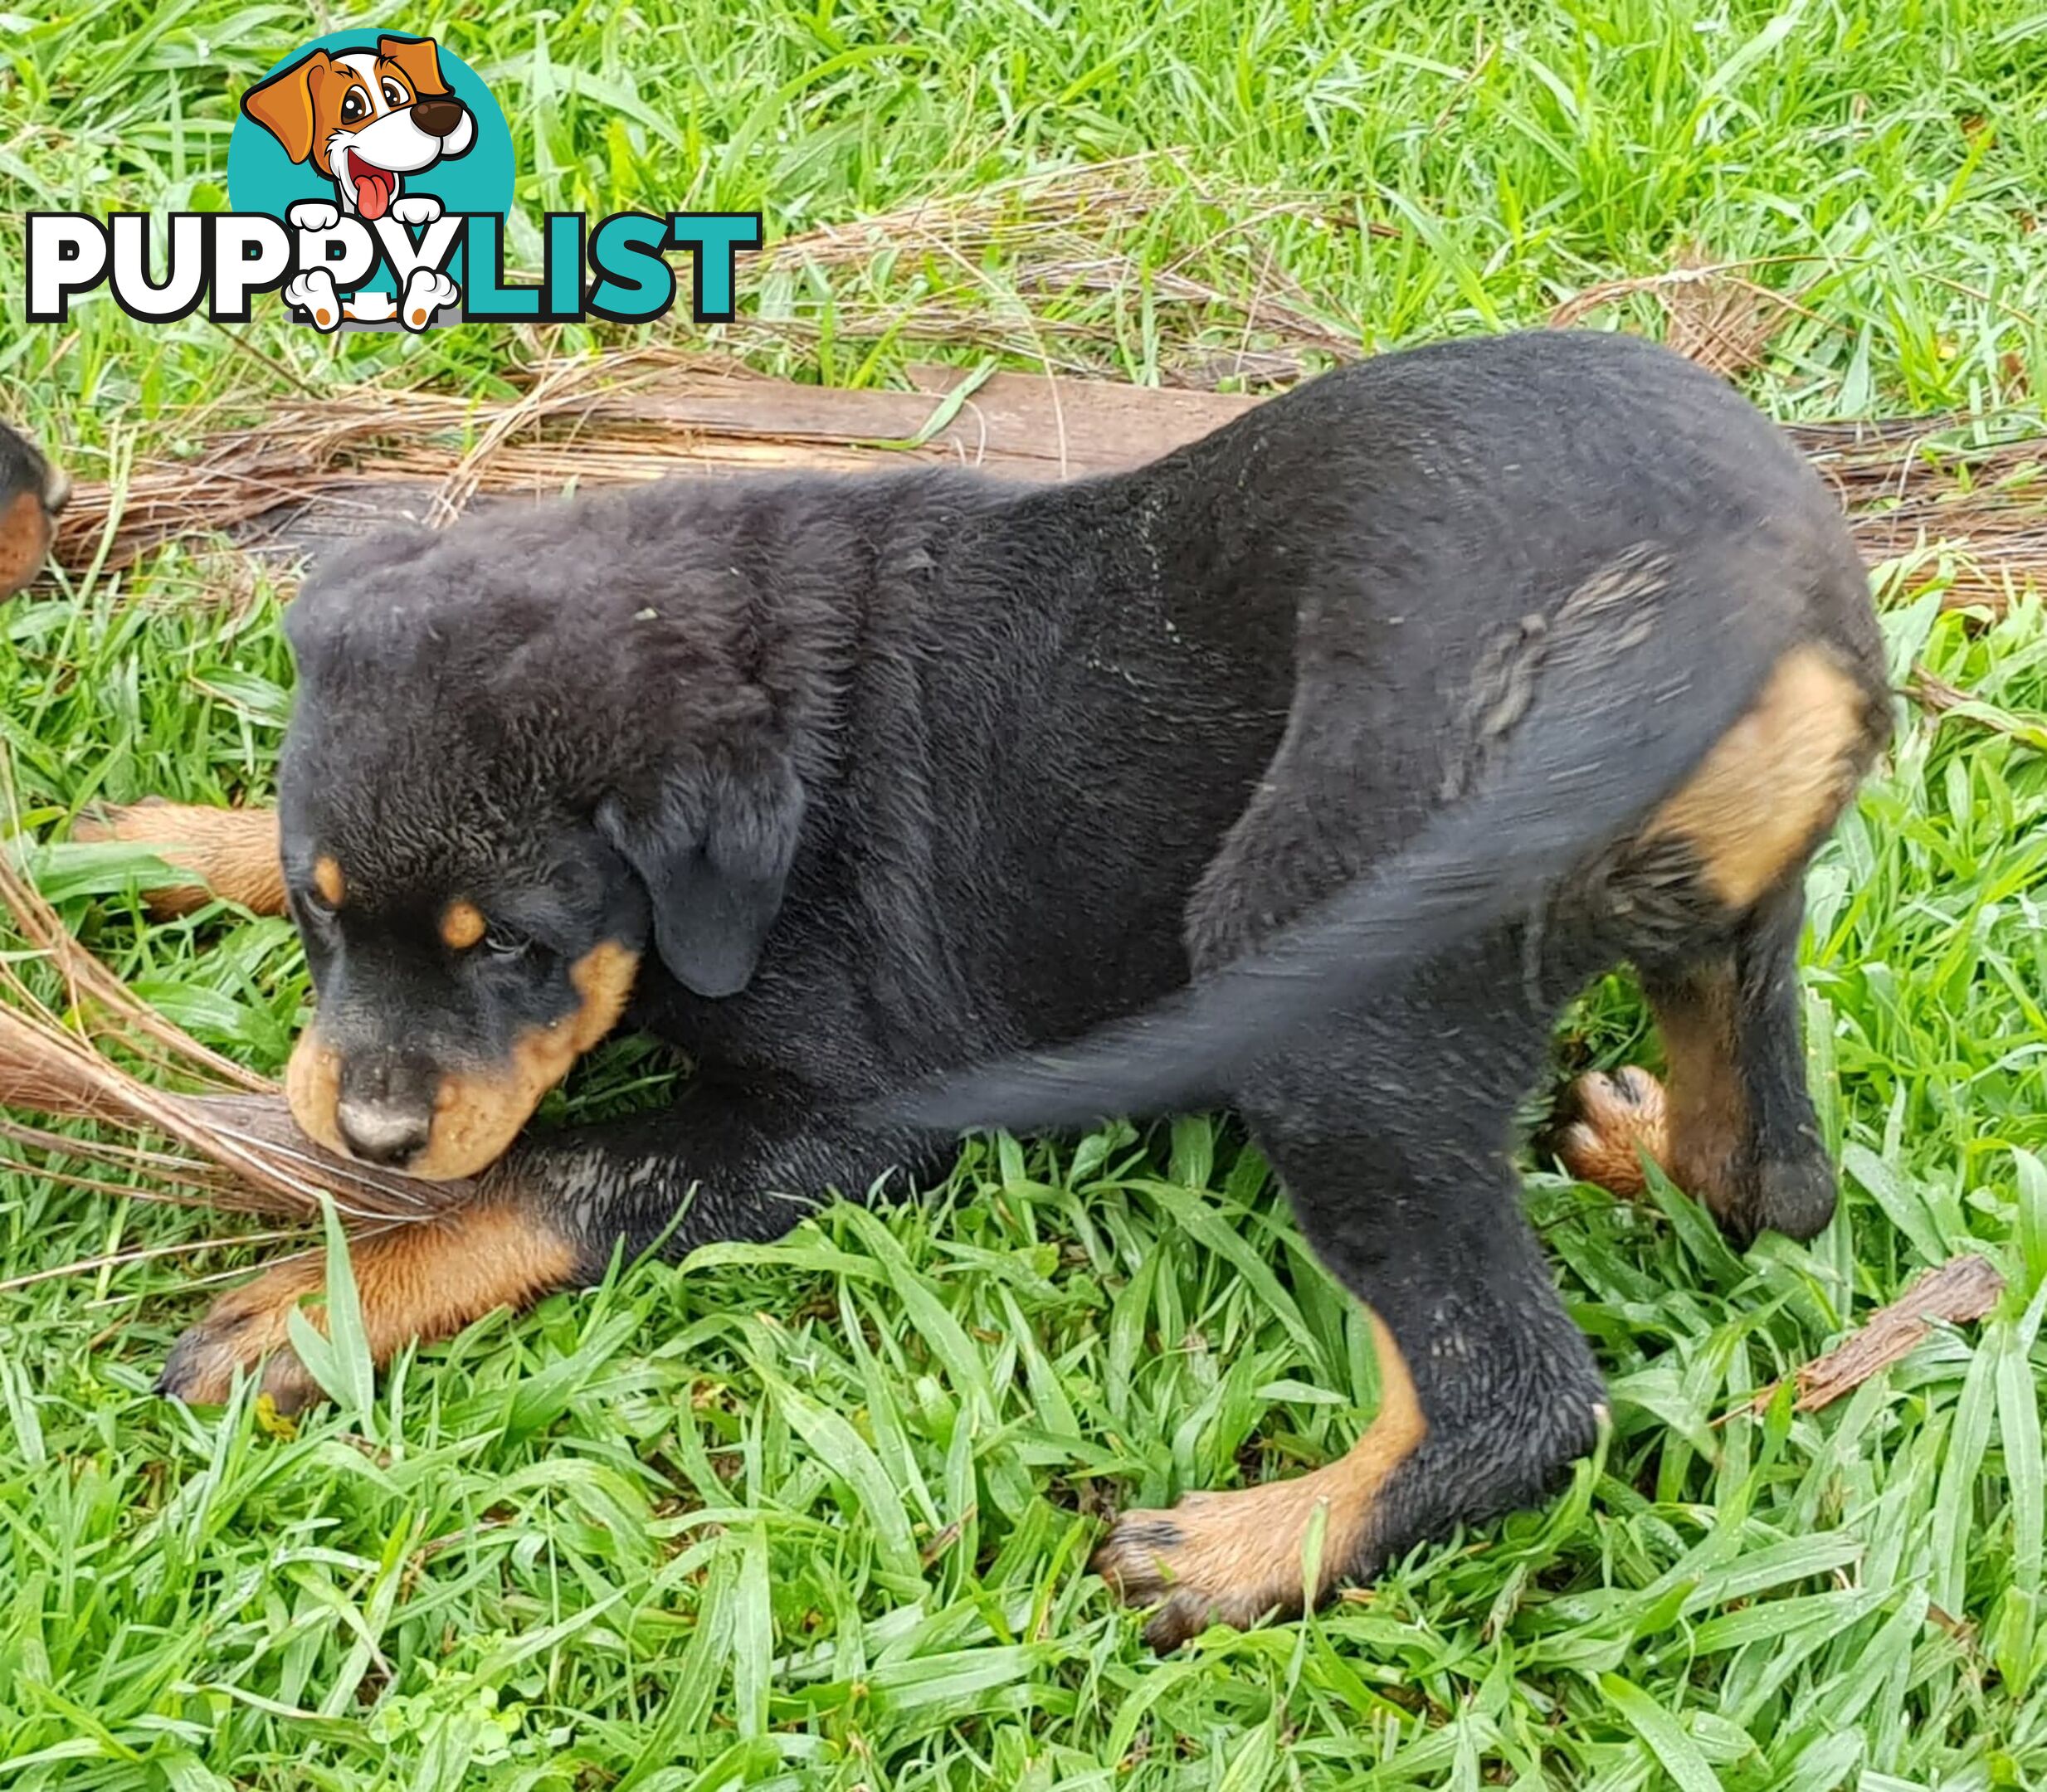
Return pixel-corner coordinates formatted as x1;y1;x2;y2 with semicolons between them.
158;1079;948;1408
1094;926;1607;1648
157;1198;574;1410
0;419;66;600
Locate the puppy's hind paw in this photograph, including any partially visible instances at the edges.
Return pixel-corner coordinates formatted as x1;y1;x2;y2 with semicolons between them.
1552;1066;1669;1198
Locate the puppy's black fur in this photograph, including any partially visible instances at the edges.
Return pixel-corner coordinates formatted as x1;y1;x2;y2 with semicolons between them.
0;421;66;600
158;330;1890;1645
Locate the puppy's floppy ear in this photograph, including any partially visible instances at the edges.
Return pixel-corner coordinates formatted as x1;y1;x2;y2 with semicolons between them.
378;34;451;97
241;50;329;165
600;758;805;999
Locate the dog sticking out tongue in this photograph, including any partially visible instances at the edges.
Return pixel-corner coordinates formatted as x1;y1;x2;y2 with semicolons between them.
348;150;395;221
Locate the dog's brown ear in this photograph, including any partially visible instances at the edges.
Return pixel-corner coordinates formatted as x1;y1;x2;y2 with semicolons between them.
241;50;329;166
598;760;805;1000
378;34;451;98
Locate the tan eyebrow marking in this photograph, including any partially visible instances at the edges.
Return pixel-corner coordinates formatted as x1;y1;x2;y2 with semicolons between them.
312;855;346;908
441;899;487;951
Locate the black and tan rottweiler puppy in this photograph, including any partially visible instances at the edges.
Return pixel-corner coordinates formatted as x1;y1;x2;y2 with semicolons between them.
0;421;66;600
98;330;1889;1648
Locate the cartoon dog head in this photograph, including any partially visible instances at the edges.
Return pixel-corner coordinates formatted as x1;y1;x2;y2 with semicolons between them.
241;35;475;221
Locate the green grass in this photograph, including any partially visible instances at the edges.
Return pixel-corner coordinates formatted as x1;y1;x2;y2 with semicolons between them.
6;0;2047;1785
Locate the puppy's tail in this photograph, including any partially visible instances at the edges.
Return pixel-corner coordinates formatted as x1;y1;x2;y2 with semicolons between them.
885;549;1830;1135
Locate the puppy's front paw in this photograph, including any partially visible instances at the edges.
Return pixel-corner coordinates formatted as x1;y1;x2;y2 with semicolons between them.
1553;1066;1669;1198
157;1259;324;1410
287;200;342;231
282;270;343;332
71;799;285;918
390;195;444;226
399;268;459;330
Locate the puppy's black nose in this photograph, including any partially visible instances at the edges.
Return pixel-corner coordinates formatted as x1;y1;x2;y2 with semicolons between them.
412;98;466;139
334;1095;432;1166
336;1052;441;1165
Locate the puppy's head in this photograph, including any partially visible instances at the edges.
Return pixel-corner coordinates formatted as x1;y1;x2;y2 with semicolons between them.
0;421;68;601
278;492;809;1179
241;36;475;218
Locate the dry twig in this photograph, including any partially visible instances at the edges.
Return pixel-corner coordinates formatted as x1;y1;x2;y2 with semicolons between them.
1747;1254;2008;1415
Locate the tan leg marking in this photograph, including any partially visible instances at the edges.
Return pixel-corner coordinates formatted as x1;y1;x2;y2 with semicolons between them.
1643;645;1872;909
1556;1065;1670;1198
285;940;641;1181
440;899;487;951
312;854;346;908
157;1203;578;1410
1094;1314;1427;1648
1650;967;1753;1213
73;801;286;918
0;488;51;599
1557;967;1752;1217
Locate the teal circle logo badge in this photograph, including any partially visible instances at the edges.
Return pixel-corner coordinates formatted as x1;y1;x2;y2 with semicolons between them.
227;32;513;331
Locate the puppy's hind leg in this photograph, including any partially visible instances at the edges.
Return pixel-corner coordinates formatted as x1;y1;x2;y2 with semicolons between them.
1558;879;1835;1245
74;800;285;918
1095;930;1607;1648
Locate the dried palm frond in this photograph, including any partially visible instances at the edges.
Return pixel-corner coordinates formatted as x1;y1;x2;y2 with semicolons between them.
40;348;2047;616
734;152;1364;372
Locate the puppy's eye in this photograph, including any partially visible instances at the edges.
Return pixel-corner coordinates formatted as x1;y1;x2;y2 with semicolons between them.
340;88;368;122
381;78;409;106
296;888;336;925
483;926;532;962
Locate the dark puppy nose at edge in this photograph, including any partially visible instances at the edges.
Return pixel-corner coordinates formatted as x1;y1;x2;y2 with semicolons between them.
412;98;466;138
334;1096;433;1166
